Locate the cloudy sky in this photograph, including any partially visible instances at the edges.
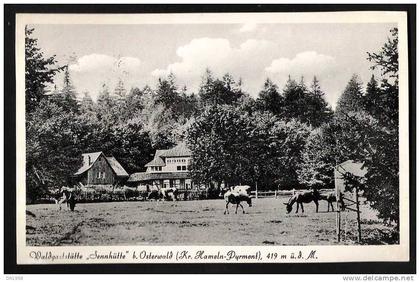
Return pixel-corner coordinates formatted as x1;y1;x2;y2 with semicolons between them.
31;22;395;107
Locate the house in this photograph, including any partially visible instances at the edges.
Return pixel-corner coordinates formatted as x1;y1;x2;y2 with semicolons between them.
127;143;194;190
74;152;129;186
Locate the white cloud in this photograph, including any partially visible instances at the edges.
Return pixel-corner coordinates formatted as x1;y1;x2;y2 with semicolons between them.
69;53;141;74
266;51;341;107
266;51;337;77
150;41;341;104
239;22;258;33
65;54;144;101
152;38;278;95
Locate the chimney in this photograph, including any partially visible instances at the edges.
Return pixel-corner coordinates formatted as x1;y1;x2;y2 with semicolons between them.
83;154;92;166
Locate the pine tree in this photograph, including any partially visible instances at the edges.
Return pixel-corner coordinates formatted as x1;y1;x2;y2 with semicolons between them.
363;74;380;115
97;83;111;104
50;66;79;112
336;74;364;116
113;78;127;98
81;91;93;110
155;73;180;109
307;76;333;127
282;76;307;121
25;26;62;113
255;78;284;115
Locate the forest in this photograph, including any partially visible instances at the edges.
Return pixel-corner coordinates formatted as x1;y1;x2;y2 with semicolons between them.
25;26;399;225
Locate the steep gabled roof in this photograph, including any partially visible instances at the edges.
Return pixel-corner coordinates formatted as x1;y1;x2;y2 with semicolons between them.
106;156;129;177
74;152;128;177
145;157;165;167
160;143;192;158
145;150;166;167
336;160;367;177
74;152;103;175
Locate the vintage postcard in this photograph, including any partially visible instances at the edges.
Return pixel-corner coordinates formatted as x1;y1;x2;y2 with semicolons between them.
14;10;411;266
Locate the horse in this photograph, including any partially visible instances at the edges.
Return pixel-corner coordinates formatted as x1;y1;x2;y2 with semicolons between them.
319;192;345;212
147;187;177;201
57;188;76;211
161;187;178;201
218;186;250;198
284;189;320;214
147;189;162;201
220;189;252;214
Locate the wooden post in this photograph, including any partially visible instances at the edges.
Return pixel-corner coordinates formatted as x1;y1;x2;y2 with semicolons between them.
336;209;341;242
274;190;277;199
255;181;258;199
335;166;341;242
355;186;362;243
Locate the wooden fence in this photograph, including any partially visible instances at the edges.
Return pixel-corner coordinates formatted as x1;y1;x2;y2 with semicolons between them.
250;189;334;199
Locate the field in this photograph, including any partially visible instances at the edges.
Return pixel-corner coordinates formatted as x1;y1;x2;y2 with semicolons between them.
26;197;397;246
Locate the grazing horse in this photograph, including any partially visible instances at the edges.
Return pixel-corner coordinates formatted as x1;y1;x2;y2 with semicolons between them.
284;189;320;214
220;189;252;214
319;192;345;212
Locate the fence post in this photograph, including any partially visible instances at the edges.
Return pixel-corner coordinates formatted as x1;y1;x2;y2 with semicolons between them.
275;190;277;199
255;181;258;199
355;186;362;243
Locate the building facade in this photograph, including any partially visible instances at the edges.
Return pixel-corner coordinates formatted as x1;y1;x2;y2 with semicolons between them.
74;152;129;186
127;143;194;190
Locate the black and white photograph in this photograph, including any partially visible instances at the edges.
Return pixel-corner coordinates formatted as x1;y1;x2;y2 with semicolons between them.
7;8;413;268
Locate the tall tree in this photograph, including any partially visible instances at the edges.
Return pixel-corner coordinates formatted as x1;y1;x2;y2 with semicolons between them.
363;75;380;116
362;28;400;225
331;28;400;225
80;91;94;112
114;78;127;98
335;74;364;116
155;73;180;109
255;78;284;115
306;76;333;126
187;105;253;186
25;26;62;113
367;27;399;80
199;70;244;106
26;100;93;202
52;66;79;112
282;76;331;127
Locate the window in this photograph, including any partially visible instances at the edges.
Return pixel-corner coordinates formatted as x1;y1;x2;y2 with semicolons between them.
177;166;182;171
182;166;187;171
102;172;106;179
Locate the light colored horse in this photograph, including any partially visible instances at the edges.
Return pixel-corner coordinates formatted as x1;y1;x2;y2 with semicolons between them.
147;187;177;201
221;189;252;214
56;188;76;211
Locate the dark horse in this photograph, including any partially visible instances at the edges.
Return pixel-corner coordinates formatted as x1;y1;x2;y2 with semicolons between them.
284;189;320;214
319;192;345;212
221;189;252;214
